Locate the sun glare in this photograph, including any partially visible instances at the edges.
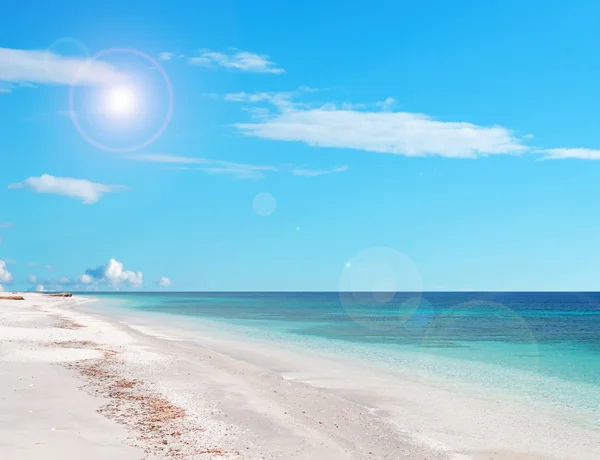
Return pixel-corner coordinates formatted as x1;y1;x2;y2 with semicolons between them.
103;85;138;118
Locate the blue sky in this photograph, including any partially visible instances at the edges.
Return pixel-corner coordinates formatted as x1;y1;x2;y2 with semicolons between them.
2;0;600;291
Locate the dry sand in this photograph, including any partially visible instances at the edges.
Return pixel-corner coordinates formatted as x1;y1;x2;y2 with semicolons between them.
0;294;443;459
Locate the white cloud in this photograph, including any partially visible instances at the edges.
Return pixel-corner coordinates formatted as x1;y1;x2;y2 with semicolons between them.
375;97;396;111
79;274;93;284
8;174;127;204
541;148;600;160
0;222;14;228
235;106;527;159
59;277;71;284
27;274;37;283
35;284;45;292
0;260;13;283
0;48;127;86
84;258;143;288
226;91;532;158
189;49;284;74
158;276;171;287
0;284;3;291
45;264;54;270
158;52;173;61
104;259;142;287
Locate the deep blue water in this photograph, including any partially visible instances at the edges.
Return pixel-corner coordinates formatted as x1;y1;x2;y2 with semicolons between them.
83;291;600;412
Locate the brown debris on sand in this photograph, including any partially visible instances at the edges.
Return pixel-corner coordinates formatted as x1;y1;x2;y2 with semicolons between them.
197;448;226;456
46;292;73;297
53;340;99;348
50;340;118;360
55;318;86;329
64;341;234;458
0;295;25;300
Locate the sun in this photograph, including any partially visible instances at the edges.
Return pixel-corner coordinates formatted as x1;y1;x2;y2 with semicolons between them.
102;85;138;118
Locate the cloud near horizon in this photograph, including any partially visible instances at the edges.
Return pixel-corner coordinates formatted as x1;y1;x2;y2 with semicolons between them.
189;49;284;74
127;154;347;180
0;48;128;86
82;258;143;289
0;260;13;283
8;174;127;204
158;276;171;287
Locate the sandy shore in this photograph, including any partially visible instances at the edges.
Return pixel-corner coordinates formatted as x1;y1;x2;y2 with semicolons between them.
0;294;444;459
1;293;599;459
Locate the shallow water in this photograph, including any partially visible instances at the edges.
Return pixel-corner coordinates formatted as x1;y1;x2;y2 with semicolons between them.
81;292;600;417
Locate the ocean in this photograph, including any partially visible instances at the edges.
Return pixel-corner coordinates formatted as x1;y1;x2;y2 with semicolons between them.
82;291;600;420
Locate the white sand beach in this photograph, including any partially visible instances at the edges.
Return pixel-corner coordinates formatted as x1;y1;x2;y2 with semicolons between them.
1;293;598;459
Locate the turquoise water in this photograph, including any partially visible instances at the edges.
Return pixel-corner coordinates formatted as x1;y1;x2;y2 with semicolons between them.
83;292;600;415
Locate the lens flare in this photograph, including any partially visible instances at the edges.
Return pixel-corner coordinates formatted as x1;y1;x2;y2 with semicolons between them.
338;247;423;332
69;48;173;152
102;85;138;118
253;192;276;217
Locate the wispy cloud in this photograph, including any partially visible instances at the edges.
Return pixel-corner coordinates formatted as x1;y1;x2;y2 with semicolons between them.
126;153;212;164
375;97;396;111
128;153;277;179
224;86;317;111
128;154;346;180
225;91;291;103
540;148;600;160
0;222;14;229
228;90;600;161
189;49;284;74
291;165;348;176
225;91;296;111
8;174;127;204
0;48;127;86
158;52;173;61
230;93;528;158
